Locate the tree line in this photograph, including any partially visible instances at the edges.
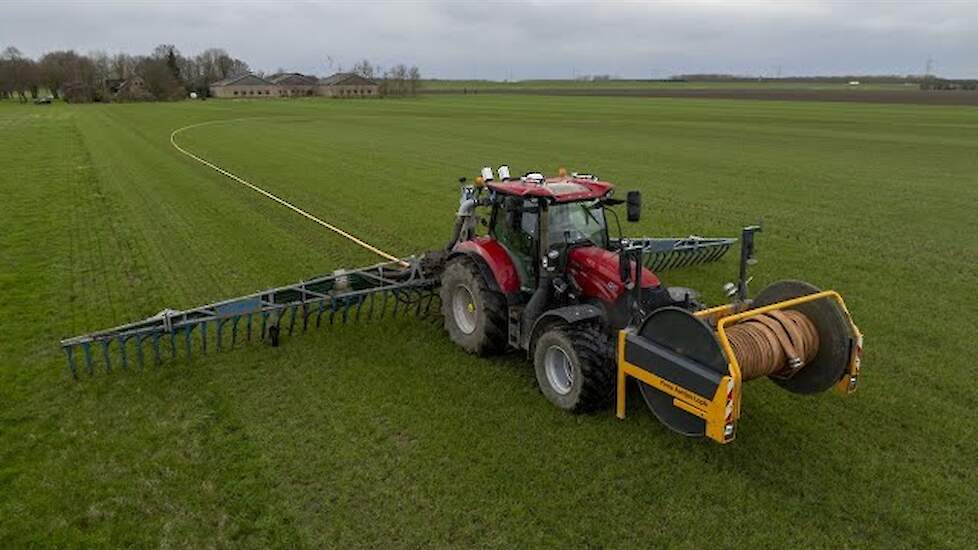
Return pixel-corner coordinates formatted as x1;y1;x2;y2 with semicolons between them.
0;44;249;102
349;59;421;96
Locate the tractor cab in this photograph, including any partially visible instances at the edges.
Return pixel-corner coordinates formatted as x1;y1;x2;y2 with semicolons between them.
446;166;662;342
488;174;614;291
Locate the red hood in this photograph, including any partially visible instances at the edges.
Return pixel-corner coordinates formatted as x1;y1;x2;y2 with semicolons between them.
567;246;659;304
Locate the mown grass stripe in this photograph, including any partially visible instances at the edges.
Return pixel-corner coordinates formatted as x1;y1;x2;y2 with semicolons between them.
170;119;408;266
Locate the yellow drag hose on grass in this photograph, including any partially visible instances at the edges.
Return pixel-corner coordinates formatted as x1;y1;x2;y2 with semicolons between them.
170;119;408;267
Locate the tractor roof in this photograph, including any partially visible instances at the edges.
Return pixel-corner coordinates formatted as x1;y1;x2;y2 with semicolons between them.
487;176;614;203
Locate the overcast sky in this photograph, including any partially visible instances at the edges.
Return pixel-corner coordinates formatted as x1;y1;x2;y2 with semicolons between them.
3;1;976;79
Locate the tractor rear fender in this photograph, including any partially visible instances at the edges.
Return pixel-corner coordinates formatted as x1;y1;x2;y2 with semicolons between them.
527;304;605;353
446;250;503;294
452;238;521;294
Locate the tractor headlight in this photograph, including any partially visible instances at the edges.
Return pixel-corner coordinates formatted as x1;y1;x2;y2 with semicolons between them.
547;249;560;260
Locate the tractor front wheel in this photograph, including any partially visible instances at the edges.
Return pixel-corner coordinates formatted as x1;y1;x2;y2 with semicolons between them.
533;323;614;413
440;257;508;355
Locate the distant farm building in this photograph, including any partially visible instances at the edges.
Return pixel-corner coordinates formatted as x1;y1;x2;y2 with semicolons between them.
101;76;157;101
209;74;278;98
105;79;126;95
268;72;319;96
208;72;379;99
115;77;152;101
318;73;380;98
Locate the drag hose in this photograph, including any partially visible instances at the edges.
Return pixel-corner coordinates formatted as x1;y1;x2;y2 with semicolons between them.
726;310;820;380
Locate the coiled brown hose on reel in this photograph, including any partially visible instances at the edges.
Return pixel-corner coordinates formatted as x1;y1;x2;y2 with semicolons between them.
726;310;820;380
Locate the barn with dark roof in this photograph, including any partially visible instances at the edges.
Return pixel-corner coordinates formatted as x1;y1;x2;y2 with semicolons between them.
267;73;319;97
208;72;380;99
209;74;277;98
319;73;380;98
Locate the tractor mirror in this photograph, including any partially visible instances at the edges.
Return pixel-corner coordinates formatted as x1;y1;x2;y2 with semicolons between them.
626;191;642;222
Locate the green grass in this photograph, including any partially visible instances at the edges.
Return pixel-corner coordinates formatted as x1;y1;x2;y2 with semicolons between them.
1;95;977;548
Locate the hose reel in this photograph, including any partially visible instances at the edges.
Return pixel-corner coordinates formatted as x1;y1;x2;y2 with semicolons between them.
620;279;860;442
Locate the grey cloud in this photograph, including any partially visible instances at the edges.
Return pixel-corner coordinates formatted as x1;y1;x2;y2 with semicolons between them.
1;0;975;78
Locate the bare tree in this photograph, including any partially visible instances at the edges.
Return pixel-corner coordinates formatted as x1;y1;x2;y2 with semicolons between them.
1;47;39;102
3;44;254;102
60;53;98;103
408;65;421;95
137;56;182;100
379;63;420;97
216;53;232;79
380;64;403;96
352;59;375;79
23;57;40;99
39;50;81;99
0;52;11;99
177;55;199;91
151;44;183;85
185;48;247;95
89;50;112;99
110;53;136;80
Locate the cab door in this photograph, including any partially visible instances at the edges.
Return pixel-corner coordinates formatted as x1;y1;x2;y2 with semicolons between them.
490;198;539;291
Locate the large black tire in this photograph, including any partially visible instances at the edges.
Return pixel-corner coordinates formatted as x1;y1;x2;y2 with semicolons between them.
440;256;508;356
533;323;615;413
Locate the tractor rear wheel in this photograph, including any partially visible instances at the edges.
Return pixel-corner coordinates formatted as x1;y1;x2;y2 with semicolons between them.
533;323;614;413
440;257;508;355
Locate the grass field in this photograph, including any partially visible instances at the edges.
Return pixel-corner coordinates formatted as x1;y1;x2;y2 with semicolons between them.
1;94;977;548
421;79;919;91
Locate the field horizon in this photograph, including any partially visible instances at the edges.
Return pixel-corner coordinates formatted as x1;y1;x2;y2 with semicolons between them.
1;94;976;548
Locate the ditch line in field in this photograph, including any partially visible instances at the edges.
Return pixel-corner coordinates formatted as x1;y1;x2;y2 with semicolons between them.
169;118;408;266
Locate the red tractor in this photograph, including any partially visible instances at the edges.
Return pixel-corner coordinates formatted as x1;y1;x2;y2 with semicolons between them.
439;167;862;441
62;165;863;444
440;168;672;411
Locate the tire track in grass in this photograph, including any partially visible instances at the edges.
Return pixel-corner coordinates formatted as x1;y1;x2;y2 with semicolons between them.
72;110;180;333
191;115;466;254
170;118;408;267
66;118;124;333
124;112;360;298
92;110;230;308
63;112;83;337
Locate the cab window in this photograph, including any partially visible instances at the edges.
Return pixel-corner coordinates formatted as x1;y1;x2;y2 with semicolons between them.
548;201;608;248
492;199;538;289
